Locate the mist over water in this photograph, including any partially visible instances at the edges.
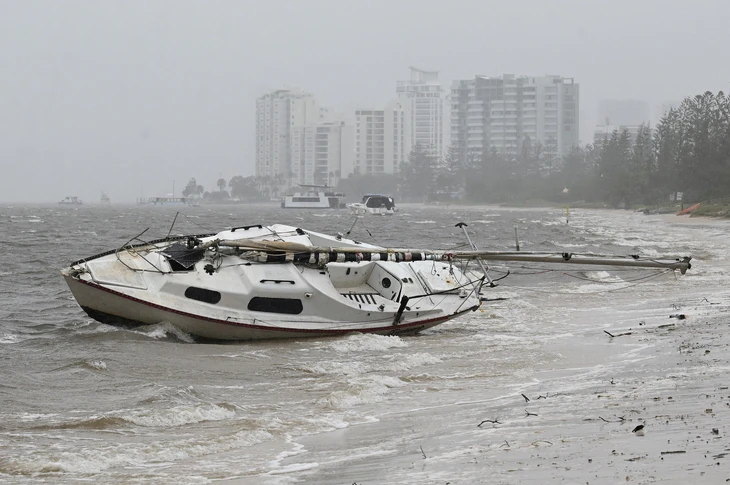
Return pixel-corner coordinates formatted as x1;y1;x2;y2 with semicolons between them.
0;203;726;484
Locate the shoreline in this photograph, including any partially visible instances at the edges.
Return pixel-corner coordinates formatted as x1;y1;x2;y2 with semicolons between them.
301;298;729;484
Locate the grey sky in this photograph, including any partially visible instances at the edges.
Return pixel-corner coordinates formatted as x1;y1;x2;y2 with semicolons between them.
2;0;729;203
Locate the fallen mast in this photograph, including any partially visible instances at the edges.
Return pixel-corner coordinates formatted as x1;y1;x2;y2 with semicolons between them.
212;239;692;274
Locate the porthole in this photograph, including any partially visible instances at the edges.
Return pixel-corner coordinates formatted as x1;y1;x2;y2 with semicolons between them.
248;297;303;315
184;287;221;304
381;277;391;288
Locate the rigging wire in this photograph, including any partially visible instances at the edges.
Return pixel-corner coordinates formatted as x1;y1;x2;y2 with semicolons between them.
504;269;673;295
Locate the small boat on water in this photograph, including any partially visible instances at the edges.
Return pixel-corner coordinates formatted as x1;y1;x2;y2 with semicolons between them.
58;196;83;205
61;222;692;341
281;185;345;209
347;195;397;216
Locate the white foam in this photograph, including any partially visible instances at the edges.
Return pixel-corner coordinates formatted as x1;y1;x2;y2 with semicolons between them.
19;412;59;422
329;333;407;353
85;359;107;370
266;462;319;475
134;322;195;343
0;334;19;344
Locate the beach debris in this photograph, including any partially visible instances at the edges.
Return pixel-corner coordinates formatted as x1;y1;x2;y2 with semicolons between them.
632;424;645;436
420;445;427;459
477;419;501;427
669;313;686;320
712;428;720;435
537;393;549;399
604;330;632;338
500;440;510;449
530;440;553;447
521;393;530;402
671;303;682;310
660;450;686;455
525;410;538;417
599;416;626;423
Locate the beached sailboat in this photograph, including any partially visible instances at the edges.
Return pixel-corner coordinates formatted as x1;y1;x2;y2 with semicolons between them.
61;221;691;341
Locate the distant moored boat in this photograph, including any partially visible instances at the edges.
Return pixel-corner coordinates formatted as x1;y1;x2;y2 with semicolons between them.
58;196;83;205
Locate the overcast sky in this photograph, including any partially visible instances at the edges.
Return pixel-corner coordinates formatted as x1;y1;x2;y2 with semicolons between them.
2;0;729;203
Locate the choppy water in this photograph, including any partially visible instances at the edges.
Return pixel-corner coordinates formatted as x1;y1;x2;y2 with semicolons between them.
0;203;727;484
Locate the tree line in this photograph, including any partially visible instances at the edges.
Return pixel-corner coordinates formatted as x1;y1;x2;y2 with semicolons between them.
396;91;730;207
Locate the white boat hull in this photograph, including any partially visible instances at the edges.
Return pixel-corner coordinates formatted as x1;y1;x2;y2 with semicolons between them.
63;273;476;340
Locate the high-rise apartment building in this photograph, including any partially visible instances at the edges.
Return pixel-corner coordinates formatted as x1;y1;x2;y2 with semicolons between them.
290;122;354;186
396;67;449;157
354;99;410;175
450;74;579;161
256;88;354;185
255;88;321;180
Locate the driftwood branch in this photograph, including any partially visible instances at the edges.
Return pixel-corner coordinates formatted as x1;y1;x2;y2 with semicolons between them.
420;445;427;459
604;330;632;338
478;419;501;427
531;440;553;446
599;416;625;423
521;393;530;402
525;410;538;417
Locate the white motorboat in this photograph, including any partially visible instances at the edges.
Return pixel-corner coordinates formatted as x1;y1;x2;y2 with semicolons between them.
61;222;691;341
281;185;345;209
347;195;397;216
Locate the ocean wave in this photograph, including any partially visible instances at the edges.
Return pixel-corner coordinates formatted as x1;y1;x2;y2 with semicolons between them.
328;333;408;353
316;375;405;409
32;403;236;431
119;403;236;427
0;428;272;475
